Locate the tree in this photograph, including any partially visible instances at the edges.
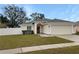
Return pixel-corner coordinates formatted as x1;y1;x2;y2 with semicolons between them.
0;14;9;24
30;12;45;20
4;5;26;27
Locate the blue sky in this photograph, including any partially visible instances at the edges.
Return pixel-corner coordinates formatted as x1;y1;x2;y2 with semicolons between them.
0;4;79;22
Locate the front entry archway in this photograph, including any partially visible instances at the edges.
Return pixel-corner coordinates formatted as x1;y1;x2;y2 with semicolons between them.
37;23;43;34
37;25;40;34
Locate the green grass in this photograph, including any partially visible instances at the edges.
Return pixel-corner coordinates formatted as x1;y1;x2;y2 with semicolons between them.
75;32;79;35
24;45;79;54
0;35;72;50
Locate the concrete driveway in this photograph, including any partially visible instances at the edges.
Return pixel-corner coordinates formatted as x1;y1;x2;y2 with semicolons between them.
57;35;79;42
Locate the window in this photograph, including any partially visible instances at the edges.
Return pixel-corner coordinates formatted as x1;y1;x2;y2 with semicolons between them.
27;26;31;30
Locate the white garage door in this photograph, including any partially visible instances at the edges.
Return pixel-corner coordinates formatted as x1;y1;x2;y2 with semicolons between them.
51;25;72;35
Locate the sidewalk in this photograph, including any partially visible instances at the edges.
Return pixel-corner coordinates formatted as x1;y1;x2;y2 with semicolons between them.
0;42;79;54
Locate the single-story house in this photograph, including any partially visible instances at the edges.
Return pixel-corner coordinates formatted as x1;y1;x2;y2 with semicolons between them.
20;19;76;35
75;21;79;32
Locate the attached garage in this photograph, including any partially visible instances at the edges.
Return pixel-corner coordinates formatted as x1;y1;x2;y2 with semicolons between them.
43;19;75;35
51;25;73;35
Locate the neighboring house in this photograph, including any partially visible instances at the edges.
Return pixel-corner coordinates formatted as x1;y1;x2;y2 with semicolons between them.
20;19;76;35
75;21;79;32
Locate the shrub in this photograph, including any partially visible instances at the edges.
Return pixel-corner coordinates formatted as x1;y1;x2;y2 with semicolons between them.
22;30;34;35
76;32;79;35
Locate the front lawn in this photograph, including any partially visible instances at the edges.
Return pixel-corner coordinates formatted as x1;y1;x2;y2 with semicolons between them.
25;45;79;54
75;32;79;35
0;35;72;50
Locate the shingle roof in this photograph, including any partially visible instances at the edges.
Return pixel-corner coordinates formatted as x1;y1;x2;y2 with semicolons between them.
45;18;74;23
24;18;74;24
75;21;79;25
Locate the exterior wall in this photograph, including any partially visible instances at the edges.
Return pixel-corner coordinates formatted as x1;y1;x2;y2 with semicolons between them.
0;28;22;35
75;25;79;32
43;25;51;34
20;23;37;34
51;25;73;35
43;22;76;35
20;23;34;31
72;25;76;33
20;22;76;35
40;26;43;33
33;23;37;34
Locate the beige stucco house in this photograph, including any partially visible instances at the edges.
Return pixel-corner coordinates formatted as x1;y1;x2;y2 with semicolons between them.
20;19;76;35
75;21;79;32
